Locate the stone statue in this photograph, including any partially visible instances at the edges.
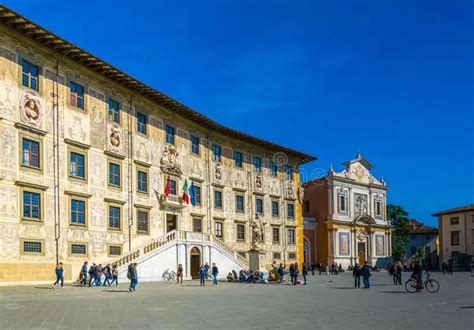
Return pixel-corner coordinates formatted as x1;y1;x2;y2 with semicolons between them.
297;184;304;203
355;194;368;215
255;174;262;191
215;162;222;180
250;215;265;250
287;180;294;198
160;145;182;176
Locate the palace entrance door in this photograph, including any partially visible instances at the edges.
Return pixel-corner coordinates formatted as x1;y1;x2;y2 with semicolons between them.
358;242;366;265
190;247;201;279
166;214;177;232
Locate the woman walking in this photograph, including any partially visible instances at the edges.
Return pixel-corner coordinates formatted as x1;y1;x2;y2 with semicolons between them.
199;264;206;286
177;264;183;284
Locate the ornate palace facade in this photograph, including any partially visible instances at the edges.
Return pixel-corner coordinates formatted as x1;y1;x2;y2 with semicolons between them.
0;6;314;284
303;154;391;268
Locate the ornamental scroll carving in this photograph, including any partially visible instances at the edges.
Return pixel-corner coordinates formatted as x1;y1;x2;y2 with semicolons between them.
20;92;42;127
160;145;182;176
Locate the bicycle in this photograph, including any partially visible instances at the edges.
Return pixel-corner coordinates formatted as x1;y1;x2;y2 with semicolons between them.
405;271;440;293
161;269;176;281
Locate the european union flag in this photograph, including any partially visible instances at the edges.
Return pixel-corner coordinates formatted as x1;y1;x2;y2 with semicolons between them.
189;181;196;206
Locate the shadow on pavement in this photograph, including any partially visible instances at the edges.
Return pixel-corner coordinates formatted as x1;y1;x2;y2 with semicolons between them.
102;290;130;293
379;291;408;294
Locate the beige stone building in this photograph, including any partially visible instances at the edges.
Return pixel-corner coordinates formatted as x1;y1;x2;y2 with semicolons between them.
433;204;474;269
0;6;315;284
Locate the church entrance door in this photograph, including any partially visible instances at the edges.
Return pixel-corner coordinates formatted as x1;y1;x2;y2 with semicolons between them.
358;242;366;265
190;247;201;279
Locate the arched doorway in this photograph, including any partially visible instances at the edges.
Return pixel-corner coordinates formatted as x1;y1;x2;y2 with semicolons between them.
190;247;201;279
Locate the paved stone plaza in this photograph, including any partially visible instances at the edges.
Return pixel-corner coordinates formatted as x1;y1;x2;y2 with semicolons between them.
0;272;472;329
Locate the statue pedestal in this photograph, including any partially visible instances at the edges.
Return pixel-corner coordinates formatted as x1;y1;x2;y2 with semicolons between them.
248;249;266;271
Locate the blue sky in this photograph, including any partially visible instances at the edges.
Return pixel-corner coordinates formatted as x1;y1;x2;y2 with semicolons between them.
5;1;473;226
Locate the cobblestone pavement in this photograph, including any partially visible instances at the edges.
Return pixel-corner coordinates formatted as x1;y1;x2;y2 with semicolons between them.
0;272;473;329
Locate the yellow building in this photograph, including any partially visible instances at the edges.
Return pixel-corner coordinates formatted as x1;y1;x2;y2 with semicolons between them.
0;6;314;284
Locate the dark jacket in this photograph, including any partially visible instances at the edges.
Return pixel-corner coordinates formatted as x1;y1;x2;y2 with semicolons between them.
362;265;371;277
353;266;362;277
212;266;219;276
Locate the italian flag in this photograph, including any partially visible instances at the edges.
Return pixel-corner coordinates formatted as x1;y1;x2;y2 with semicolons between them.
181;179;189;204
164;176;171;197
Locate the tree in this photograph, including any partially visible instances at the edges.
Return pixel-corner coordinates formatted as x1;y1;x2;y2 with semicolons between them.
388;204;411;262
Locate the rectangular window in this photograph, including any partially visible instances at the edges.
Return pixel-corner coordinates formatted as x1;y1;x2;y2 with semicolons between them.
235;195;244;212
137;210;149;233
137;170;148;193
375;200;383;217
70;199;85;225
451;231;460;246
70;152;85;178
108;245;122;256
272;227;280;242
270;161;278;177
238;251;246;258
23;240;42;254
288;252;296;259
450;217;459;225
288;228;295;244
338;193;347;214
287;203;294;218
23;191;41;220
253;156;262;172
71;243;87;255
165;125;175;144
108;206;121;230
22;138;40;168
22;60;39;91
285;165;293;180
215;221;223;238
193;218;202;233
305;200;310;213
376;235;384;256
212;144;221;162
214;190;222;208
234;151;243;168
237;224;245;241
191;135;200;155
70;81;84;109
272;201;279;217
169;179;177;195
273;252;281;260
137;112;147;135
194;185;201;205
256;198;263;214
108;99;120;123
108;162;121;187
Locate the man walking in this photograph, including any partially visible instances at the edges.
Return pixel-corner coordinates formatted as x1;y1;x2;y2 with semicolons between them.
211;263;219;286
80;261;88;287
353;263;362;288
289;263;295;285
88;263;96;287
52;262;65;289
129;263;138;292
278;263;285;283
110;264;119;286
199;264;206;286
362;262;372;289
301;262;308;285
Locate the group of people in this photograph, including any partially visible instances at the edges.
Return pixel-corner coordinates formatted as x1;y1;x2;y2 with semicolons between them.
352;262;373;288
79;261;119;287
197;262;219;286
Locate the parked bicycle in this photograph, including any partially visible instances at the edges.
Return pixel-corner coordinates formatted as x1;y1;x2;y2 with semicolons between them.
405;271;440;293
161;269;176;281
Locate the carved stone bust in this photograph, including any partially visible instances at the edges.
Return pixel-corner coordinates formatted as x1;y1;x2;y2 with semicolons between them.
20;92;41;127
255;174;263;191
107;126;122;154
160;145;182;176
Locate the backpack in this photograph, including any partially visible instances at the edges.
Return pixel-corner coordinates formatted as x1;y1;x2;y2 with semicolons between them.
127;266;132;279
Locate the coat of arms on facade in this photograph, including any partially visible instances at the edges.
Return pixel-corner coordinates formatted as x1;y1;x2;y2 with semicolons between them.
355;193;368;215
286;180;295;198
20;92;42;127
250;215;265;250
255;174;263;192
107;126;122;154
69;116;86;141
160;145;182;176
214;162;222;181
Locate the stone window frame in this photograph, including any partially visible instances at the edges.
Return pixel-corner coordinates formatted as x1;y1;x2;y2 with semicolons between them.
212;143;222;163
67;77;88;112
18;130;44;174
67;144;88;182
107;97;121;124
106;201;124;232
273;252;281;260
192;216;203;233
136;111;148;137
233;150;243;168
375;234;385;256
18;184;45;223
107;158;122;190
190;134;200;156
253;155;262;173
255;196;264;215
287;228;295;244
214;220;224;239
272;226;280;243
165;124;176;145
214;188;223;209
337;188;348;215
271;200;280;218
288;252;296;260
20;239;45;256
235;193;245;213
17;51;45;94
69;242;88;257
450;217;459;225
450;231;460;246
136;165;149;196
136;207;150;235
107;244;123;257
67;193;89;228
374;194;384;219
286;201;294;220
236;223;245;241
191;181;202;206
